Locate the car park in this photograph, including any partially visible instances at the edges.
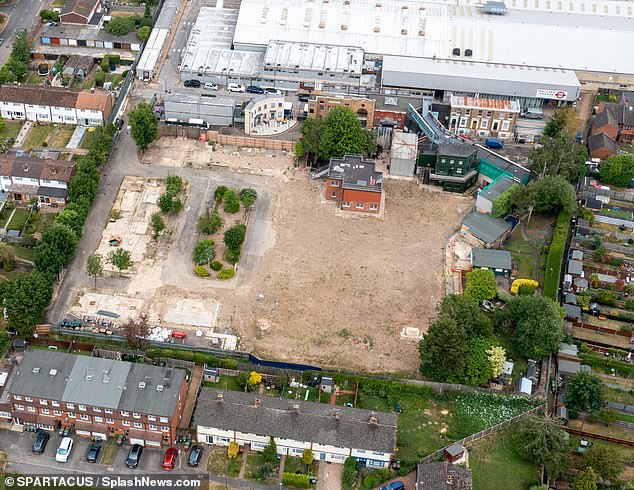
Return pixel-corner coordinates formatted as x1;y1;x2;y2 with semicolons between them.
184;79;201;88
187;445;203;467
86;442;101;463
162;447;178;470
126;444;143;469
55;437;74;463
246;85;264;94
32;430;50;454
227;83;246;93
203;82;219;91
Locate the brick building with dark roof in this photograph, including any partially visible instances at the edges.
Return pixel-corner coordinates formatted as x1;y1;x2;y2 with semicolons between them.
589;101;634;159
60;0;102;25
325;154;383;214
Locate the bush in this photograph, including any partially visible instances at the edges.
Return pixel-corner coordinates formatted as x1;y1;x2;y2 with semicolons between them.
544;212;570;300
165;174;183;195
197;209;222;235
145;347;238;369
218;268;235;280
281;473;312;489
214;185;229;202
95;70;106;86
592;290;617;306
342;457;360;490
39;9;60;22
587;413;598;423
211;260;223;271
518;284;536;296
624;299;634;311
225;248;240;264
193;239;215;265
194;265;209;277
223;189;241;213
105;15;137;36
223;223;247;250
239;187;258;208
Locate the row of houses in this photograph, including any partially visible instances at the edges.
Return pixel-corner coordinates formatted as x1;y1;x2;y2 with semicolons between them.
588;94;634;160
0;86;114;126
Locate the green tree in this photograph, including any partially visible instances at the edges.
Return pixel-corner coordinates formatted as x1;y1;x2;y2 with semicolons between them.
515;415;570;485
598;408;618;426
342;457;360;490
34;224;78;276
0;245;15;272
95;70;106;87
465;268;497;303
491;183;530;218
11;31;31;65
310;107;376;161
418;316;468;382
158;193;173;213
487;345;507;377
566;372;604;413
120;314;150;349
227;441;239;459
223;224;246;251
165;174;183;195
85;253;104;289
599;154;634;187
572;467;598;490
261;437;277;464
529;175;577;215
196;208;222;234
129;101;158;152
105;15;137;36
0;119;5;132
193;239;215;265
214;185;230;202
530;134;587;182
543;107;578;138
510;295;564;359
55;208;83;236
239;188;257;209
107;248;133;276
583;445;625;482
137;25;151;42
460;336;494;386
436;294;493;338
2;271;54;337
150;212;165;239
302;448;314;467
223;189;241;213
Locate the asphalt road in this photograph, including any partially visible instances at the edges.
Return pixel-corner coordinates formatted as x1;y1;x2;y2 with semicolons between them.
0;0;48;66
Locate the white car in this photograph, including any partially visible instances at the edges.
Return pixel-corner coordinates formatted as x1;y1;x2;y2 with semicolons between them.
227;83;246;93
204;83;218;91
56;437;73;463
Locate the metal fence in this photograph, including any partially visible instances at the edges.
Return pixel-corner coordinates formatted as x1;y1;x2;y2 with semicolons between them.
418;404;546;465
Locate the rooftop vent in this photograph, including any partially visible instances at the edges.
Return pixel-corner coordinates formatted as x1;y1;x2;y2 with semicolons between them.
452;48;460;56
319;21;325;28
49;369;58;376
156;384;164;392
164;368;173;381
253;397;262;407
465;49;473;57
138;381;146;389
373;26;380;33
102;374;110;384
418;30;425;36
216;393;224;402
369;413;379;425
482;1;508;14
291;403;300;414
32;367;40;374
23;164;29;172
401;28;408;35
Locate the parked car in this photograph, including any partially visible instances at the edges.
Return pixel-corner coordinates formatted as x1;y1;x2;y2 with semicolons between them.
227;83;246;93
126;444;144;469
246;85;264;94
86;442;102;463
379;482;405;490
485;138;504;150
298;93;310;102
264;87;282;95
32;430;50;454
184;79;201;88
204;82;219;91
187;445;203;467
520;108;543;119
162;447;178;470
55;437;74;463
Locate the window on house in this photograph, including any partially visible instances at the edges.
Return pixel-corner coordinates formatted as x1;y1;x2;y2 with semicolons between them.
41;408;49;415
122;420;130;427
161;426;170;432
481;120;488;129
67;403;74;409
160;417;168;423
25;396;33;402
54;410;62;416
106;418;114;424
105;409;113;414
15;404;24;410
14;395;22;401
78;405;86;411
369;204;378;211
39;399;48;406
68;412;76;418
121;411;129;417
477;110;482;116
134;422;142;429
51;401;59;407
149;424;157;430
133;413;141;419
331;192;337;198
95;416;103;423
148;415;156;422
330;180;339;187
342;201;350;208
355;203;364;209
486;111;492;117
27;406;36;413
80;414;89;421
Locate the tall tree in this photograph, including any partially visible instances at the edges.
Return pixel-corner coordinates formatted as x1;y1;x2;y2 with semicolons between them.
437;294;493;338
510;295;564;359
465;268;497;303
11;31;32;65
530;134;587;182
120;314;150;349
529;175;577;215
599;154;634;187
487;345;507;377
197;208;222;234
107;248;133;276
566;372;604;413
491;183;530;218
543;107;578;138
262;437;277;464
2;272;54;337
572;467;598;490
419;316;468;382
129;101;158;153
515;414;570;485
582;445;625;482
460;336;494;386
34;224;78;276
239;188;258;210
314;107;376;161
85;254;104;289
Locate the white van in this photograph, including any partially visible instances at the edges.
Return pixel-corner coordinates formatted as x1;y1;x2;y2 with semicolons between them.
521;108;543;119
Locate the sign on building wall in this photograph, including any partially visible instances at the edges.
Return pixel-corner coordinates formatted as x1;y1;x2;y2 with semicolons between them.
536;89;568;100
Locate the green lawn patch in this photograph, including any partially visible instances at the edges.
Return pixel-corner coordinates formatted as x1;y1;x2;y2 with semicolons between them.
511;252;537;281
605;388;634;405
23;72;44;86
8;244;34;262
100;443;117;466
617;412;634;424
22;124;55;149
0;120;22;143
543;211;570;300
283;456;318;476
244;452;279;483
6;209;31;232
205;375;246;392
469;426;540;490
206;449;242;477
49;126;75;148
493;332;528;378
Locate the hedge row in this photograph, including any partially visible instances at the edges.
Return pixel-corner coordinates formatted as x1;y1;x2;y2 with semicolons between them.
281;473;312;489
543;211;571;300
144;347;239;369
579;352;634;379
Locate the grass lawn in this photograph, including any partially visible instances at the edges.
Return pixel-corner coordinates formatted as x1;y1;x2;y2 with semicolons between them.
283;456;318;475
22;124;55;149
206;449;242;477
8;244;34;262
494;331;528;378
23;72;44;86
567;434;634;462
504;233;539;281
51;0;66;6
49;125;76;148
25;209;57;236
617;412;634;424
0;120;22;143
106;73;124;86
605;388;634;405
469;427;540;490
569;418;634;443
205;375;246;393
100;444;117;466
80;129;99;150
6;209;31;232
244;452;279;483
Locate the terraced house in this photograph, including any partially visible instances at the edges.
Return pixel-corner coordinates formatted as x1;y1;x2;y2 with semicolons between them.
193;388;398;468
8;350;187;447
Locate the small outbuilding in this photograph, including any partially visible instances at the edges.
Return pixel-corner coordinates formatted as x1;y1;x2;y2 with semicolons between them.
573;277;589;291
460;211;512;249
320;376;333;394
519;377;532;395
475;175;516;214
203;364;219;383
444;443;466;464
567;259;584;276
471;248;512;276
389;130;418;177
563;303;582;320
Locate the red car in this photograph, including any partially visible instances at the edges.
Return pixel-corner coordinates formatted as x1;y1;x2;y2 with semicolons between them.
162;447;178;470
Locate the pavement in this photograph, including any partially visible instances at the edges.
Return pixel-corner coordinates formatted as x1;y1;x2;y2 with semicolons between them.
0;0;48;67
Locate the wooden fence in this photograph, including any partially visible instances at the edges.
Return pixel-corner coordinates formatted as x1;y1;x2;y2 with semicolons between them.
206;131;295;151
418;404;546;465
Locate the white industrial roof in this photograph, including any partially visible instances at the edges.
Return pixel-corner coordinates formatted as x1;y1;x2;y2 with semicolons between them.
391;131;418;160
233;0;634;74
137;28;169;76
264;40;364;74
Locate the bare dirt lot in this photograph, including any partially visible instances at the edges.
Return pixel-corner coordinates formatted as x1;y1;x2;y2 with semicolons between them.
230;174;472;373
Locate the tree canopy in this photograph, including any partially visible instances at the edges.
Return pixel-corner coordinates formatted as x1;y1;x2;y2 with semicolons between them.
599;154;634;187
85;254;104;289
34;224;78;276
543;107;578;138
459;336;494;386
566;372;604;413
529;175;578;215
105;15;137;36
437;294;493;338
2;271;54;336
582;445;624;482
300;107;376;162
419;316;468;382
465;268;497;303
129;101;158;152
510;295;564;359
108;248;133;275
530;134;587;182
572;467;598;490
193;239;216;265
197;208;222;234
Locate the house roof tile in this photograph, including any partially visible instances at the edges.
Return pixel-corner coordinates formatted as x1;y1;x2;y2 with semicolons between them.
0;85;79;108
